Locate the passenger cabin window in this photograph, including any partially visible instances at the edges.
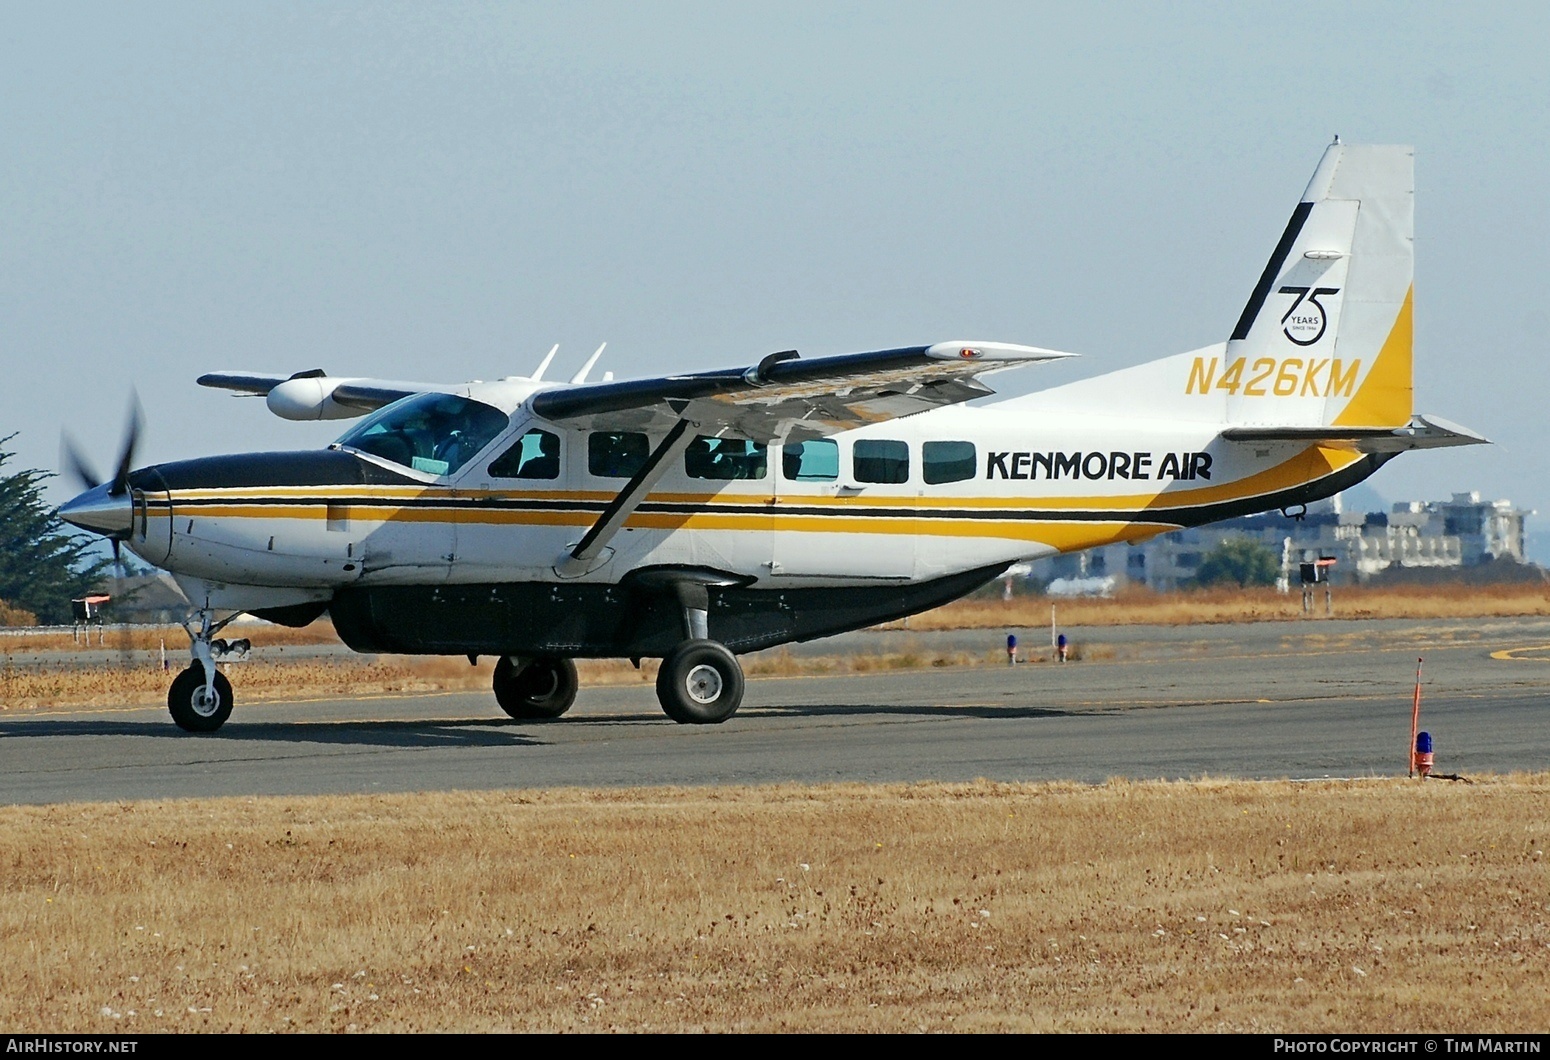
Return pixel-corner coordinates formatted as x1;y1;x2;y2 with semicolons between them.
782;439;839;481
853;439;909;484
923;441;977;484
335;393;509;477
589;431;649;478
684;436;766;480
490;428;561;479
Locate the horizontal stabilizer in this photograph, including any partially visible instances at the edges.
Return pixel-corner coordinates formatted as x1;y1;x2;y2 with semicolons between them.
1222;414;1488;453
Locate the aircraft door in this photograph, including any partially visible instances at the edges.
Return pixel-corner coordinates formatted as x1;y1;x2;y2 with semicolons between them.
451;423;571;581
675;434;775;578
772;437;916;579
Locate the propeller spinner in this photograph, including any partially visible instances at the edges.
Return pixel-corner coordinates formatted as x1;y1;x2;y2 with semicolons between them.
59;396;143;545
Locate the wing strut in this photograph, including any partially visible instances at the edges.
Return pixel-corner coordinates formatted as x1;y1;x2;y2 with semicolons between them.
554;419;697;578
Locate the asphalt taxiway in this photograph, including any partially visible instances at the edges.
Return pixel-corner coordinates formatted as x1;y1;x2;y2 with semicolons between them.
2;616;1547;804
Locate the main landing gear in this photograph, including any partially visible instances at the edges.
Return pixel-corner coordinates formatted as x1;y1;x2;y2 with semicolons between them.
493;655;578;719
488;576;747;726
656;639;744;724
651;576;744;724
489;642;744;725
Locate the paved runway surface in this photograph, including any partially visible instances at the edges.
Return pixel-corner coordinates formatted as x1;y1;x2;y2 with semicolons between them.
3;616;1548;804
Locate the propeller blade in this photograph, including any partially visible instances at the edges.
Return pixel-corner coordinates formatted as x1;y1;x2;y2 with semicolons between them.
108;393;144;497
60;433;103;490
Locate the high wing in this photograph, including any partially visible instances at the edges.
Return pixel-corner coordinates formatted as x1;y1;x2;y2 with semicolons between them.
198;341;1072;433
530;341;1074;441
197;370;429;420
527;339;1073;578
195;370;304;396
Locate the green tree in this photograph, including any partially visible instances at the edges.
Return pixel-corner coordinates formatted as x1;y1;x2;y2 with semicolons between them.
0;437;111;624
1194;537;1279;588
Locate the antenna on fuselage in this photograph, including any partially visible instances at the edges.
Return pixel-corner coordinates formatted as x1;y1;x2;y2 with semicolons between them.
569;342;607;384
530;344;559;381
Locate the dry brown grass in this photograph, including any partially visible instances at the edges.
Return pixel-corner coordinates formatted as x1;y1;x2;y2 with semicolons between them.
910;582;1550;630
3;647;1025;711
0;600;39;626
1;776;1545;1032
0;620;342;654
0;655;664;712
4;581;1548;712
2;651;1037;712
745;647;997;677
13;581;1549;659
0;646;1096;712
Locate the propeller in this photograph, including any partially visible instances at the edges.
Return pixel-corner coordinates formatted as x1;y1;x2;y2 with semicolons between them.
59;393;146;566
59;394;146;661
62;392;142;498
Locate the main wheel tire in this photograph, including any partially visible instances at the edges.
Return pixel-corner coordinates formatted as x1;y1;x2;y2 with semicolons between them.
656;639;744;724
493;655;578;719
167;666;233;733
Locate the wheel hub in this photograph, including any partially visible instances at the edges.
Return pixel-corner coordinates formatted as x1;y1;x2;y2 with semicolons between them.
191;688;220;717
684;663;723;704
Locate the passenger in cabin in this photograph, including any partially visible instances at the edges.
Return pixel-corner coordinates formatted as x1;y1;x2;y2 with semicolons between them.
520;431;561;479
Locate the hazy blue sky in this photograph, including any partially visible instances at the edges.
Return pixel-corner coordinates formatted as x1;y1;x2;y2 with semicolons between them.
5;3;1547;556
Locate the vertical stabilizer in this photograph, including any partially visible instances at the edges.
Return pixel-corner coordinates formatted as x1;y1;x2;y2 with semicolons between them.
1224;142;1414;428
1001;144;1418;429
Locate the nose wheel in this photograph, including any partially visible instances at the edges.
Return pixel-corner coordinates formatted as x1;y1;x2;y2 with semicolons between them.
168;666;233;732
656;639;744;724
166;605;242;732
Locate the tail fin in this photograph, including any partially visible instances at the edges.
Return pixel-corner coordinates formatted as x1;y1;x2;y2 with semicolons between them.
1223;141;1413;429
1007;142;1427;435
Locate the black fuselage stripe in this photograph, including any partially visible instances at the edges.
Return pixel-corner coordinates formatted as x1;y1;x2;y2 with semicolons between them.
159;456;1379;530
165;495;1186;520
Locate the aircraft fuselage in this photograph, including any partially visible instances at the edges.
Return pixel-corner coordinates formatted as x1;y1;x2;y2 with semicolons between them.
118;397;1379;656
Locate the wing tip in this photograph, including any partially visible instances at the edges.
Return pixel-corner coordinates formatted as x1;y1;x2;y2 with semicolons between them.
925;341;1078;363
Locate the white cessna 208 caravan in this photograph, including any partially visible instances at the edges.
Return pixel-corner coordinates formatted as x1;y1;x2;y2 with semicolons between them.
61;142;1484;732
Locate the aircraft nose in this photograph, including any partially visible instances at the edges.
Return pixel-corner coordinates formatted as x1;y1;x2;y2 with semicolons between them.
58;482;134;537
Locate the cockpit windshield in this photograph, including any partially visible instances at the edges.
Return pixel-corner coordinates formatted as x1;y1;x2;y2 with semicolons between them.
334;393;510;477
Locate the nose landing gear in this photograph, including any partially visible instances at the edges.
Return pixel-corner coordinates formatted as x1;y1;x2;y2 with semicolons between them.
168;607;241;733
168;666;233;732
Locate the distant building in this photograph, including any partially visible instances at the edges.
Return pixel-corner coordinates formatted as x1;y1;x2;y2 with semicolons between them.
1030;491;1535;590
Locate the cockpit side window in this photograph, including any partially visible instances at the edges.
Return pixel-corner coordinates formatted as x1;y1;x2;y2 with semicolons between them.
490;428;562;479
335;393;509;477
